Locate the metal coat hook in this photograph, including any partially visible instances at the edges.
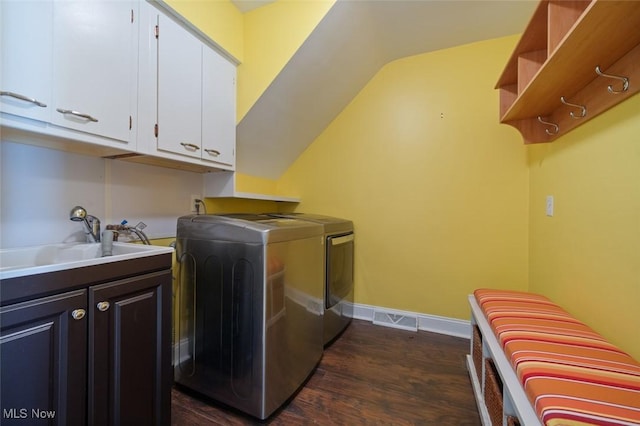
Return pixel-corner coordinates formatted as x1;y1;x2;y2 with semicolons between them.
560;96;587;119
537;116;559;135
595;66;629;94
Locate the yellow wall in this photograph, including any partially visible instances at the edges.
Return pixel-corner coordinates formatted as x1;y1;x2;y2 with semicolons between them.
527;95;640;360
235;172;279;195
238;0;335;121
277;36;530;320
203;197;281;213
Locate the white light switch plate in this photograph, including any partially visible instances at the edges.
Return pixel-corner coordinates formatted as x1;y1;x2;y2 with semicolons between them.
546;195;554;217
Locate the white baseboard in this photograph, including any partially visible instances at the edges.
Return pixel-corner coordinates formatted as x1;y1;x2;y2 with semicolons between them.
353;302;471;339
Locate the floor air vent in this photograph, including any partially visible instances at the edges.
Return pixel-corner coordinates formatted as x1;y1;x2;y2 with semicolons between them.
372;309;418;331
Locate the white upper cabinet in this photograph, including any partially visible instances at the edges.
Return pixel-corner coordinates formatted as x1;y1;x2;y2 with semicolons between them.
2;0;236;172
202;46;236;168
0;1;53;123
149;6;237;171
157;13;202;159
51;0;138;145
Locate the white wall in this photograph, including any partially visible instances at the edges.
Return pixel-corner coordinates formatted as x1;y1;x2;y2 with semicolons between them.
1;141;202;248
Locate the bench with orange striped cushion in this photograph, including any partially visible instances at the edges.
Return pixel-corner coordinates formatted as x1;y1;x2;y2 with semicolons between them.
473;289;640;425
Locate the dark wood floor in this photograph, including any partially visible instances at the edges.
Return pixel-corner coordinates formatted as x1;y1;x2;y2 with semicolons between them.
171;319;481;425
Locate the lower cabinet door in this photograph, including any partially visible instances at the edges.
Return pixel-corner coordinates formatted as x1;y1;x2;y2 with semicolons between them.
88;270;171;426
0;289;88;426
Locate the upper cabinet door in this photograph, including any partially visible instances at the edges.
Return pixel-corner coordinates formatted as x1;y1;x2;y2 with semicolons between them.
0;1;53;123
202;46;236;168
51;0;138;145
157;13;202;159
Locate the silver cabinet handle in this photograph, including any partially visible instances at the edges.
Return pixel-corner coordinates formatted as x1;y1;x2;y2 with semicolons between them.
204;149;220;157
180;142;200;151
96;301;110;312
56;108;98;122
71;309;86;320
1;91;47;107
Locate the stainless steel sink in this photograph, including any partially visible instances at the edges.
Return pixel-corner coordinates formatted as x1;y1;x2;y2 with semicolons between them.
0;242;174;280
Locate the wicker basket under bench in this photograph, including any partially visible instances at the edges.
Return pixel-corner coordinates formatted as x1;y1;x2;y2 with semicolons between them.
467;289;640;426
467;295;540;426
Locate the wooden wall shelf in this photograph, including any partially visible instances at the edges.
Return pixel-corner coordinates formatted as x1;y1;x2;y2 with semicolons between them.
497;0;640;143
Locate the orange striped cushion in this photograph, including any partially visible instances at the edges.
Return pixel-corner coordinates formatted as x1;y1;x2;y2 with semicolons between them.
493;317;621;353
473;289;640;425
474;288;553;305
506;340;638;376
528;377;640;425
493;317;601;341
483;300;578;324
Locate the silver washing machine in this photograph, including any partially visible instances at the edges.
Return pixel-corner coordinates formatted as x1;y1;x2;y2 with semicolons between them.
268;213;354;345
174;214;324;419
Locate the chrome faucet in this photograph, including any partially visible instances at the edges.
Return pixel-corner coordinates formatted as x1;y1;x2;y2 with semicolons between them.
106;220;152;245
125;221;151;245
69;205;101;243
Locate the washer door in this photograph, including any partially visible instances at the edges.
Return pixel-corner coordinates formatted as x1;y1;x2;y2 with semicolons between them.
326;233;354;309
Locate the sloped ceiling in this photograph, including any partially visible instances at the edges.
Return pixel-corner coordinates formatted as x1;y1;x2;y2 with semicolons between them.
236;0;537;179
230;0;276;13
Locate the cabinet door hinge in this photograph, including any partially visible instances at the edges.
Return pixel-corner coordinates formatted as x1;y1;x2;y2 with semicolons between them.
131;9;134;23
155;25;159;39
129;116;132;130
154;124;158;137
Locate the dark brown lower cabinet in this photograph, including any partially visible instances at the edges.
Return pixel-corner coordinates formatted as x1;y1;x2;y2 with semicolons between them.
0;267;171;426
89;271;172;426
0;290;88;425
